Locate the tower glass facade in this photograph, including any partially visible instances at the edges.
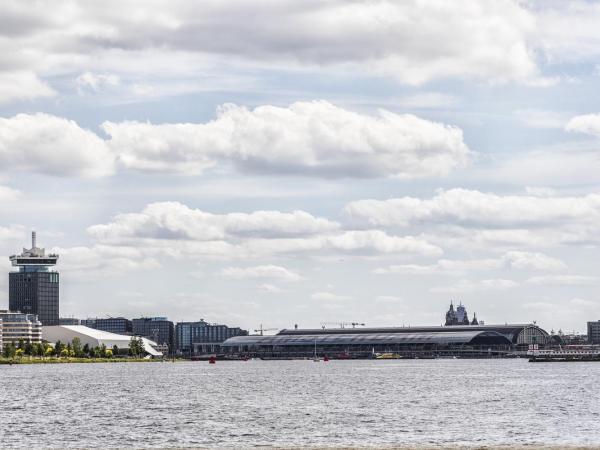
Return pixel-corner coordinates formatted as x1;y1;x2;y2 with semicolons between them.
8;232;59;326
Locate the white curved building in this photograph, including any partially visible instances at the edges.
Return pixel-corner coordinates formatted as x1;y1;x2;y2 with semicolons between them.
43;325;163;357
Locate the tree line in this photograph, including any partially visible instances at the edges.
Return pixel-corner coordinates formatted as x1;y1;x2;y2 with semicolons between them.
2;336;149;359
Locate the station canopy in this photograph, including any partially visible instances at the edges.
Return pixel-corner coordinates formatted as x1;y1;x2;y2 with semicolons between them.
222;330;512;347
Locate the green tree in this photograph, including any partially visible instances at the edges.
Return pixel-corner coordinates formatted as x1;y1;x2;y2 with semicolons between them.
18;338;25;349
105;349;113;358
112;345;119;357
24;342;33;356
100;344;107;358
129;336;145;357
54;340;64;356
82;343;90;356
3;342;16;358
72;337;83;357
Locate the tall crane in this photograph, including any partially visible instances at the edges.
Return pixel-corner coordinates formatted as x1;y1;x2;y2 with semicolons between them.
320;322;366;329
254;324;277;336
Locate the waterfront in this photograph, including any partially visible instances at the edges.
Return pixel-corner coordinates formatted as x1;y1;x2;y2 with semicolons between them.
1;359;600;449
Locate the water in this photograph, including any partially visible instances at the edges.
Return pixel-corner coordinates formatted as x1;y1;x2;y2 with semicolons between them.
1;359;599;449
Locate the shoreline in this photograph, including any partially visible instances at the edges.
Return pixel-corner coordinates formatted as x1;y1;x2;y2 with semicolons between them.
0;357;163;365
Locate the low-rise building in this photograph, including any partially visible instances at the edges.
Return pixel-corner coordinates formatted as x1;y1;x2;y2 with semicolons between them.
132;317;174;353
82;317;132;335
176;319;248;355
59;317;80;325
0;310;42;351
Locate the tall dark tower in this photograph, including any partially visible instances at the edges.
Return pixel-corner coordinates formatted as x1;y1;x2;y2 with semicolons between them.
9;231;59;326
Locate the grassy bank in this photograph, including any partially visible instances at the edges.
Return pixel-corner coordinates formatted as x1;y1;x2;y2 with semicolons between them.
0;357;163;365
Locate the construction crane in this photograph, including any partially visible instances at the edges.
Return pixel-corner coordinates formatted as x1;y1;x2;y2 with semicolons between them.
254;324;277;336
320;322;366;329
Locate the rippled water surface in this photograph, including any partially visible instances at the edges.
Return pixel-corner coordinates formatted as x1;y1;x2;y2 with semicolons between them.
1;359;600;449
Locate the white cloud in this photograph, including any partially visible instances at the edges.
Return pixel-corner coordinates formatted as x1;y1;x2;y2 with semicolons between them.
0;113;115;177
526;275;597;286
346;189;600;229
76;72;120;92
0;103;469;180
565;113;600;138
374;251;566;275
86;201;440;263
346;189;600;249
88;201;339;242
502;251;567;271
0;1;540;89
103;101;469;178
0;185;21;202
537;1;600;64
311;292;352;301
430;278;518;293
221;265;302;282
0;71;55;104
52;245;161;276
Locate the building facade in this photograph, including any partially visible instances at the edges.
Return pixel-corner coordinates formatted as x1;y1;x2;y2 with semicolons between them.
0;310;42;351
175;319;248;355
588;321;600;344
82;317;132;335
132;317;174;353
8;232;59;326
445;301;480;326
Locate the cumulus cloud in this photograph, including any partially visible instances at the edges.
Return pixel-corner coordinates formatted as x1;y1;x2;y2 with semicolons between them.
0;185;21;202
88;201;339;243
86;201;440;261
346;189;600;229
374;251;566;275
221;265;303;282
102;101;469;178
0;0;541;91
0;103;468;179
346;189;600;248
0;71;55;104
0;113;115;177
565;113;600;137
53;245;161;276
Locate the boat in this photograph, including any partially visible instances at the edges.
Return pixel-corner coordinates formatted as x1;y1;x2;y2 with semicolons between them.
528;346;600;362
374;352;403;360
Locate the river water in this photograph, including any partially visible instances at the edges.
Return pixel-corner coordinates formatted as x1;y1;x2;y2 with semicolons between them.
1;359;599;449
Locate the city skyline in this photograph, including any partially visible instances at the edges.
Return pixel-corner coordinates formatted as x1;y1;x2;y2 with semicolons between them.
1;1;600;334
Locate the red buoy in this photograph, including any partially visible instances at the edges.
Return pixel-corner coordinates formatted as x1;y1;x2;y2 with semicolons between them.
209;355;216;364
323;355;330;362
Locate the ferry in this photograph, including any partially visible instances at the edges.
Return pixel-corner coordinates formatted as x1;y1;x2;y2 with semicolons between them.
528;345;600;362
374;352;403;360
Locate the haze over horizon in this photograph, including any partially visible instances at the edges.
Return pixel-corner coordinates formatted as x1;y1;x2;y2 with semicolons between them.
1;0;599;334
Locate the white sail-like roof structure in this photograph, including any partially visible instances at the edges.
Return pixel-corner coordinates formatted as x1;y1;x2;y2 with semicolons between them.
43;325;162;356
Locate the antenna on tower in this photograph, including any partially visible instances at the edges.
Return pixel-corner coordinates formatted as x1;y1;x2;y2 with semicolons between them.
32;231;37;248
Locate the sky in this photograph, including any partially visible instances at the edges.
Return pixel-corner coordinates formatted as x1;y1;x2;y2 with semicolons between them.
1;0;599;334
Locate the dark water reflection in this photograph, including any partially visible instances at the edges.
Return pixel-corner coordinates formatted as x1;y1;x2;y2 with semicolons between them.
1;359;599;449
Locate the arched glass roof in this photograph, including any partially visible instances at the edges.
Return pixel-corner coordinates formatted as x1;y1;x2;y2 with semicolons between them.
223;330;512;347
